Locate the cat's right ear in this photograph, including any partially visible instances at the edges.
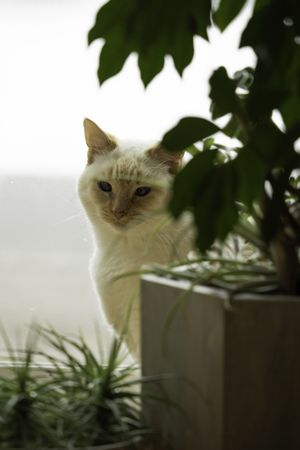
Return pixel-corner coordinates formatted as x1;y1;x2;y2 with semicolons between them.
83;118;116;164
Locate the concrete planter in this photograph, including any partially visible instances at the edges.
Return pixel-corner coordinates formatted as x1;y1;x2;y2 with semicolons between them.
141;275;300;450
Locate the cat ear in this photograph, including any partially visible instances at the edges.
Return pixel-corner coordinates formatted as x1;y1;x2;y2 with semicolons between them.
147;144;184;174
83;118;116;164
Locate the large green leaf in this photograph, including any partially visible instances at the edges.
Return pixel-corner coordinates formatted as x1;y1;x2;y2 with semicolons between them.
213;0;248;31
169;151;239;252
162;117;219;151
169;149;218;218
191;164;239;252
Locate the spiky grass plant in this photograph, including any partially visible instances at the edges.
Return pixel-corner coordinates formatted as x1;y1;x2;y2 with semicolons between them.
0;328;64;448
0;327;152;449
135;211;282;297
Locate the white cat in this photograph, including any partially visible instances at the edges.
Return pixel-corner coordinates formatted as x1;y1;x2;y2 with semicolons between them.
78;119;192;358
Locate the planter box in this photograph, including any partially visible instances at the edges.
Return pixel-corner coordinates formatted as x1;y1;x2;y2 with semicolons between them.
141;275;300;450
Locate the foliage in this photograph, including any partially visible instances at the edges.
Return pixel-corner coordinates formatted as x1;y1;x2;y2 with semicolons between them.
145;234;279;297
89;0;300;293
0;327;151;449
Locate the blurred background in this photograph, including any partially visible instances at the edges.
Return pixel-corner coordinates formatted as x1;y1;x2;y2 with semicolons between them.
0;0;255;357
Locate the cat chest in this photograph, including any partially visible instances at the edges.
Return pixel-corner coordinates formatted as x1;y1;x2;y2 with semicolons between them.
92;239;170;282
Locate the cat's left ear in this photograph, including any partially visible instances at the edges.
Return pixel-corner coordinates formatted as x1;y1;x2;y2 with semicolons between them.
147;145;184;174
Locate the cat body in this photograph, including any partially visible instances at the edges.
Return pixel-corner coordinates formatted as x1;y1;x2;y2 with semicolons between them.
79;119;192;358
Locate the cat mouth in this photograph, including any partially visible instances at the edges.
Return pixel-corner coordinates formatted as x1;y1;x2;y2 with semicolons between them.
103;215;132;229
100;211;144;230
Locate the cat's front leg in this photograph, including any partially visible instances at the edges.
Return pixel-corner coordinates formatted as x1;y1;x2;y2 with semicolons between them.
93;265;141;359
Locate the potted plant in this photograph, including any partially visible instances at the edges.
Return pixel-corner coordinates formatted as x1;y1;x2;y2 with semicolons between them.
87;0;300;448
0;326;156;450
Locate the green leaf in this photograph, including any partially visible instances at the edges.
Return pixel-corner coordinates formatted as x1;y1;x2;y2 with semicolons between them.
162;117;219;151
98;27;132;85
216;164;239;239
193;164;239;252
169;149;218;218
247;87;288;120
194;178;220;252
280;96;300;129
88;0;135;44
209;67;238;119
254;0;272;13
89;0;212;88
190;0;211;40
235;148;266;206
260;172;290;244
170;25;194;76
213;0;248;31
138;43;165;87
222;115;247;142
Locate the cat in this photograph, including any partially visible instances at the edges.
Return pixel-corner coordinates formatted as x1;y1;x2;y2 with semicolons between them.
78;118;192;359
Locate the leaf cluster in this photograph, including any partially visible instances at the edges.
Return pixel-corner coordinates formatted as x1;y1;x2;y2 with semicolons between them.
0;327;151;449
89;0;300;292
88;0;211;86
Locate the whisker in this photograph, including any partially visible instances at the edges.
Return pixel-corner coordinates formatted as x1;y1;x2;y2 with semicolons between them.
60;211;85;223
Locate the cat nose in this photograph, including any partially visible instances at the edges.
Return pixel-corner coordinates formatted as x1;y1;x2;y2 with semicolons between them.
113;208;127;219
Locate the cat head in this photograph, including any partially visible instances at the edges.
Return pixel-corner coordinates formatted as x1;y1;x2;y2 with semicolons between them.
78;119;184;232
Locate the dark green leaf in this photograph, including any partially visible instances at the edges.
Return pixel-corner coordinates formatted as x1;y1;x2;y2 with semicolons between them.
89;0;212;87
209;67;238;119
280;96;300;129
190;0;211;40
194;178;220;252
260;172;290;243
88;0;135;44
235;148;266;206
98;28;133;85
162;117;219;151
169;149;218;218
216;165;239;239
170;25;194;76
193;164;239;252
254;0;272;13
222;115;247;142
138;44;165;87
213;0;248;31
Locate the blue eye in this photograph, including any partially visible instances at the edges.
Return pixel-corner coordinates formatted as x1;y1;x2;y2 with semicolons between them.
98;181;112;192
135;186;151;197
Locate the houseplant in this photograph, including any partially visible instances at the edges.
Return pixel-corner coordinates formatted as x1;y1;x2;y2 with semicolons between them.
0;326;155;449
88;0;300;293
87;0;300;448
